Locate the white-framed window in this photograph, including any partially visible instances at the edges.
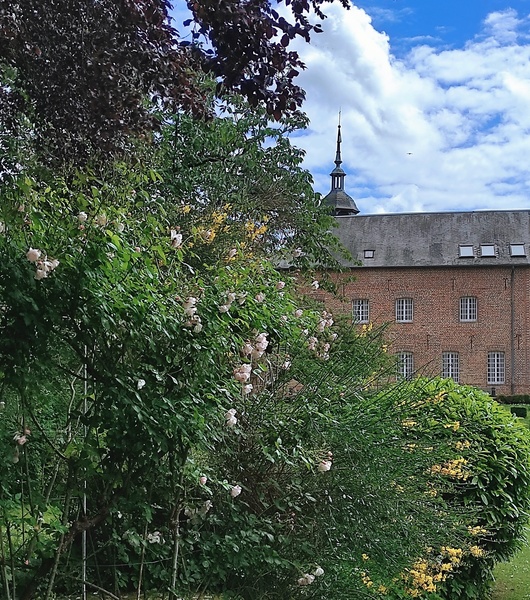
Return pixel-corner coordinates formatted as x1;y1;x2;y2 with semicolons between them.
397;352;414;380
480;244;496;257
487;352;505;385
459;245;474;258
442;352;460;382
353;299;370;323
510;244;526;257
460;296;477;322
396;298;413;323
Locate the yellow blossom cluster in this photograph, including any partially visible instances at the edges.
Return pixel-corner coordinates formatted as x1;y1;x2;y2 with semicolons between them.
443;421;460;432
441;546;463;565
455;439;471;450
361;571;374;588
244;219;268;241
404;557;444;596
360;321;373;337
469;545;485;557
404;547;464;597
430;457;470;480
467;525;488;536
432;390;446;403
424;485;437;497
402;419;417;429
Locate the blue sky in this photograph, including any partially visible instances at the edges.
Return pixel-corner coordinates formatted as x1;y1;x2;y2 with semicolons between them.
174;1;530;214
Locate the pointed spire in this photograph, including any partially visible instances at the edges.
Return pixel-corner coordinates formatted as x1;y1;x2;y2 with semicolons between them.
322;113;360;216
334;111;342;166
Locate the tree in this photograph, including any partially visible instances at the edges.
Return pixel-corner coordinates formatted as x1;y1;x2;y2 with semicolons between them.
0;0;349;164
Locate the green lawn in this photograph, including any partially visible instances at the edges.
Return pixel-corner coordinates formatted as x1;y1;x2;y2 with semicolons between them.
492;532;530;600
492;405;530;600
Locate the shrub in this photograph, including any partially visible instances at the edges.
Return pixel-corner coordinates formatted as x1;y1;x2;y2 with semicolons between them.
496;394;530;405
386;378;530;600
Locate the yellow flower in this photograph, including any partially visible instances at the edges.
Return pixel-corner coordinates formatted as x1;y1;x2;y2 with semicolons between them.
470;545;485;557
362;553;370;561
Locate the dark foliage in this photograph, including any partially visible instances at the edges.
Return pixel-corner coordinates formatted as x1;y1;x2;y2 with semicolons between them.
0;0;350;165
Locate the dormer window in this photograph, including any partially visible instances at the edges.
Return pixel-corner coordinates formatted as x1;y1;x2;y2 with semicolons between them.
510;244;526;257
459;245;474;258
364;249;375;259
480;244;496;257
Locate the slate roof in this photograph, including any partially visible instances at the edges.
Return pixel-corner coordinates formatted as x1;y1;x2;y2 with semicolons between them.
324;188;360;216
333;210;530;268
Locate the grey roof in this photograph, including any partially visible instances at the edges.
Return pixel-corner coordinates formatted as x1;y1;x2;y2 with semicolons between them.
333;210;530;268
323;188;359;216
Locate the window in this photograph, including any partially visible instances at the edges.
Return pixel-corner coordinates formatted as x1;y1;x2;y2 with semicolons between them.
396;298;413;323
460;296;477;322
488;352;505;385
442;352;460;382
364;249;375;259
510;244;526;257
459;245;474;258
480;244;496;257
353;299;370;323
397;352;414;380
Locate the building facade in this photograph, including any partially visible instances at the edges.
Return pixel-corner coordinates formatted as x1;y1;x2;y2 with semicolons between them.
319;126;530;396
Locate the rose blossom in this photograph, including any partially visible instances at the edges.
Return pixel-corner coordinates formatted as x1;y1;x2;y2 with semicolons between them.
230;485;242;498
26;248;41;262
318;460;332;473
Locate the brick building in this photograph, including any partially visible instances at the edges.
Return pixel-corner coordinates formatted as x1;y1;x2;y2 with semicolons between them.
320;125;530;396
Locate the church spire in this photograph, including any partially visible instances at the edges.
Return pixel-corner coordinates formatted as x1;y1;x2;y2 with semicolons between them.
322;114;360;216
335;112;342;165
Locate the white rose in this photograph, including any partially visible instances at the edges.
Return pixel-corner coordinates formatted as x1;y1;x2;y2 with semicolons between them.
26;248;41;262
318;460;332;473
230;485;242;498
95;214;107;227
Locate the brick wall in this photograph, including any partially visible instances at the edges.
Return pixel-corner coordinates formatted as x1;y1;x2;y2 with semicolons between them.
306;265;530;395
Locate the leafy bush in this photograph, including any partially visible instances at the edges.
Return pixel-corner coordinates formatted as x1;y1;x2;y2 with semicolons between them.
496;394;530;405
382;378;530;600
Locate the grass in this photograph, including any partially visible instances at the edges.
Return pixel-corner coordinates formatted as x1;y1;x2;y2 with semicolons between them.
491;404;530;600
492;532;530;600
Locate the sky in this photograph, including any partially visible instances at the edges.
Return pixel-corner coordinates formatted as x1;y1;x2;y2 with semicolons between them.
174;1;530;214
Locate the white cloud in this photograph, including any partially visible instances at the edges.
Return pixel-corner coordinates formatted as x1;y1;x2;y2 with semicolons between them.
294;5;530;213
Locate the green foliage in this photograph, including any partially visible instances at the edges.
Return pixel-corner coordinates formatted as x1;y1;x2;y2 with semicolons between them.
382;378;530;600
496;394;530;405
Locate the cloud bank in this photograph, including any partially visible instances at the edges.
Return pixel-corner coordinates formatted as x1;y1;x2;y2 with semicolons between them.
294;5;530;213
